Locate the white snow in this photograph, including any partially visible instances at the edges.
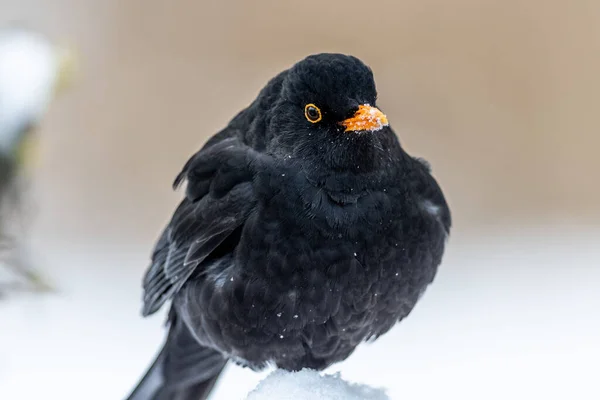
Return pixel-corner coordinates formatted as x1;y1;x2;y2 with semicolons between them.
366;106;386;131
0;29;59;151
246;369;389;400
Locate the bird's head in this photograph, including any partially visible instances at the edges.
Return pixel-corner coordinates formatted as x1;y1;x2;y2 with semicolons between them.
262;54;400;175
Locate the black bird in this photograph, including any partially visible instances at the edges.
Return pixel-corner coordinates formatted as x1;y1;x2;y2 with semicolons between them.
127;53;451;400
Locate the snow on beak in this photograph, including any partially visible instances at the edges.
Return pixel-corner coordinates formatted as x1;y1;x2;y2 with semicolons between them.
340;104;389;132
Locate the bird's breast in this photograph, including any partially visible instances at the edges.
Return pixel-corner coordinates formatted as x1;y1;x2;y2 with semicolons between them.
177;173;445;370
183;213;437;370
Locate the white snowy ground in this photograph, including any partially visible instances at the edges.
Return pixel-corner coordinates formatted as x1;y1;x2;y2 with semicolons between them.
0;225;599;400
246;369;389;400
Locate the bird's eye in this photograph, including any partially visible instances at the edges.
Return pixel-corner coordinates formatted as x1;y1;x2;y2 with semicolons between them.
304;104;322;123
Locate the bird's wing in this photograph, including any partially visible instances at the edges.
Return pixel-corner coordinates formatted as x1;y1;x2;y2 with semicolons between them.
142;137;257;316
411;157;452;235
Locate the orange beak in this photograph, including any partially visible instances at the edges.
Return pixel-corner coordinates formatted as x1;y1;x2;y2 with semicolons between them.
340;104;389;132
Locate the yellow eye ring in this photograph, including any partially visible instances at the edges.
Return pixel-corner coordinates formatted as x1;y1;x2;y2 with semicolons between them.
304;104;322;123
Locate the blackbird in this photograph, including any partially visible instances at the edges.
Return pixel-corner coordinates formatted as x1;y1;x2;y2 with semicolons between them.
127;53;451;400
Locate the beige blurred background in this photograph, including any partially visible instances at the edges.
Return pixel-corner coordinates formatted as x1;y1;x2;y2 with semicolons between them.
1;1;599;400
3;0;600;248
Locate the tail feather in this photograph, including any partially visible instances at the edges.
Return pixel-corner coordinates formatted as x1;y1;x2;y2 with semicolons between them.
126;316;226;400
152;370;224;400
126;346;167;400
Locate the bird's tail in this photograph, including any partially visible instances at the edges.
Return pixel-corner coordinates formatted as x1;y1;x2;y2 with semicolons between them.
125;315;227;400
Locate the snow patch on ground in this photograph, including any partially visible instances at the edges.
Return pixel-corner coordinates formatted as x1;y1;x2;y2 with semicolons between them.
246;369;389;400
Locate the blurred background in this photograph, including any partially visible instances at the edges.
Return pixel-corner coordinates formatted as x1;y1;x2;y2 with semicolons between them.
0;1;598;399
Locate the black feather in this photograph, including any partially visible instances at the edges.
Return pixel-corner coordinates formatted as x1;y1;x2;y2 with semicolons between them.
127;53;451;399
